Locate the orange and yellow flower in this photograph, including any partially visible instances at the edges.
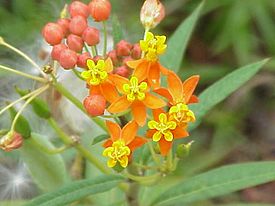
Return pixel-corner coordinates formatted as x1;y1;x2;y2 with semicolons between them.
108;75;166;126
103;121;147;168
147;109;189;156
127;32;169;89
81;58;119;103
154;71;199;127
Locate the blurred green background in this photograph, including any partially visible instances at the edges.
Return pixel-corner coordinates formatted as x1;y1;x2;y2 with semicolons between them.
0;0;275;205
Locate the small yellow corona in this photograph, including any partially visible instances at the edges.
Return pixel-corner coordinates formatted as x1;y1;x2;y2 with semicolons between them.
169;103;195;127
123;76;148;102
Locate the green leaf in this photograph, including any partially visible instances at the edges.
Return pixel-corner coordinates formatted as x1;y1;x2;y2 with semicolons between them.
150;161;275;206
8;106;31;139
217;204;274;206
92;134;109;145
189;59;269;130
160;1;204;72
112;15;124;47
25;175;124;206
15;87;51;119
20;133;68;192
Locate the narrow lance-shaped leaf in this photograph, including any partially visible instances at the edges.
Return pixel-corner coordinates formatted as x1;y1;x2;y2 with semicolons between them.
189;58;269;131
25;175;124;206
160;1;204;72
151;161;275;206
20;133;68;192
112;15;124;47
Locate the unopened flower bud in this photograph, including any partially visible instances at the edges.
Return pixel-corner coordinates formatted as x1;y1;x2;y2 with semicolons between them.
82;27;100;46
69;1;89;18
69;15;88;36
116;40;132;57
115;66;130;78
93;55;103;63
176;141;194;159
42;23;64;45
88;0;111;22
131;43;142;59
83;95;106;116
107;50;118;65
43;65;54;74
0;132;23;152
57;18;71;37
122;56;134;66
77;52;91;69
59;49;78;69
67;34;84;52
140;0;165;30
51;43;68;61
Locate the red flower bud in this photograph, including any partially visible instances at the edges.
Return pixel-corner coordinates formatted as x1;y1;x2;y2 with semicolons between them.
122;56;134;66
59;49;78;69
82;27;100;46
67;34;84;52
83;94;106;116
0;132;23;152
107;50;118;65
57;18;71;37
69;1;89;18
88;0;111;22
69;15;88;36
77;52;91;69
51;43;68;61
116;40;132;57
42;23;64;45
93;55;103;63
131;43;142;59
115;66;130;78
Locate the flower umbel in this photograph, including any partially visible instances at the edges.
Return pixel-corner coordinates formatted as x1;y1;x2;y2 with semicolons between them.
140;32;167;61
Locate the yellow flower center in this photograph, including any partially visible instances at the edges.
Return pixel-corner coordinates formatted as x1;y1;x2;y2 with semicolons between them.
103;140;131;168
148;113;177;142
169;103;195;127
140;32;167;61
123;77;148;102
81;59;108;86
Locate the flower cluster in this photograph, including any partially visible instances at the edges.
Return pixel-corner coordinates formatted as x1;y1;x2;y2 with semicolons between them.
42;0;200;169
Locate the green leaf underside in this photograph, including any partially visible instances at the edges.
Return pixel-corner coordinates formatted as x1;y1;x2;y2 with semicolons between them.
25;175;124;206
160;1;205;72
151;161;275;206
189;58;269;130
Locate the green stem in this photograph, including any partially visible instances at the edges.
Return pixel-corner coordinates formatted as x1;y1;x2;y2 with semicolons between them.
147;141;160;166
10;85;49;132
31;136;69;154
0;65;47;83
102;21;108;57
0;40;46;78
91;46;98;57
84;43;92;56
48;117;110;174
72;69;85;81
51;80;107;132
124;172;161;183
166;150;173;171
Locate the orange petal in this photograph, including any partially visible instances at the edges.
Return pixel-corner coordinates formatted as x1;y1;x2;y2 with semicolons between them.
122;121;138;145
132;101;147;126
173;127;189;139
152;108;165;120
188;95;199;104
143;93;166;109
106;121;121;142
89;85;101;95
159;63;169;76
148;62;160;89
146;129;157;138
104;57;113;73
128;136;147;151
159;138;172;156
103;139;112;148
167;71;183;102
182;75;200;103
126;59;144;69
133;61;150;82
100;82;119;103
108;74;129;94
154;88;173;103
108;96;131;113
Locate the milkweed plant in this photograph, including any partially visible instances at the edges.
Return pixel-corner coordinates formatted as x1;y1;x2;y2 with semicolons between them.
0;0;273;205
